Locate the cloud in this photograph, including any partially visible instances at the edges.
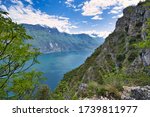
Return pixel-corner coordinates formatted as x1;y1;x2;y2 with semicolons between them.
0;1;76;33
10;0;24;6
65;0;84;11
65;0;76;8
74;8;80;12
82;0;145;17
66;0;74;2
91;15;103;20
82;21;88;24
109;6;123;14
112;13;123;19
97;31;112;38
78;3;83;8
0;5;8;12
82;0;117;16
25;0;33;5
73;30;112;38
11;0;33;5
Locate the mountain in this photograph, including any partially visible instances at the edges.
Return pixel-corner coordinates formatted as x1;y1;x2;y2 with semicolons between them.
23;24;104;53
53;1;150;100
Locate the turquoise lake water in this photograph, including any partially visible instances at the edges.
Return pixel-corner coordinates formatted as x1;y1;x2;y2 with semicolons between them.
31;51;93;90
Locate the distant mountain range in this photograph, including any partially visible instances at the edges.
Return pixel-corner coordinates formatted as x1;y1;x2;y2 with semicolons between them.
23;24;104;53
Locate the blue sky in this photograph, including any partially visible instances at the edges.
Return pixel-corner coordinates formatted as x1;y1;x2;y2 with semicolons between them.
0;0;145;38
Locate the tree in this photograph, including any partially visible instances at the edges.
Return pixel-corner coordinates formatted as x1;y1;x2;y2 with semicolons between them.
35;84;52;100
0;11;44;99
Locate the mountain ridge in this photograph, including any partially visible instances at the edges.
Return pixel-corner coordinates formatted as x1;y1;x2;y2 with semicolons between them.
23;24;104;53
53;1;150;100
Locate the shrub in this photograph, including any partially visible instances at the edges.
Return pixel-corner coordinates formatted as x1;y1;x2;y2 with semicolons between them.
127;51;138;62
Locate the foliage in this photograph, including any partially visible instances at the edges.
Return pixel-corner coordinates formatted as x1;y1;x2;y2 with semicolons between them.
8;71;44;100
135;19;150;48
101;69;150;97
126;6;134;13
127;51;138;62
82;69;150;99
138;0;150;6
0;11;46;99
35;84;52;100
116;54;125;62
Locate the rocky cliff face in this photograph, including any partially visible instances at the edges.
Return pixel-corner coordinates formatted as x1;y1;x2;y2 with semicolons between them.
121;86;150;100
54;1;150;100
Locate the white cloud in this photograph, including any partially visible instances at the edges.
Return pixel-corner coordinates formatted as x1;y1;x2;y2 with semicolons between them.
65;0;83;12
82;21;88;24
78;3;83;8
74;8;80;12
66;0;74;2
82;0;117;16
98;31;112;38
0;5;8;12
65;0;76;8
73;30;112;38
0;1;76;33
112;13;123;19
91;15;103;20
10;0;24;6
25;0;33;5
82;0;145;17
109;6;124;14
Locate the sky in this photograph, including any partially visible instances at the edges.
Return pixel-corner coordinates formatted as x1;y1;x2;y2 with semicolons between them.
0;0;146;38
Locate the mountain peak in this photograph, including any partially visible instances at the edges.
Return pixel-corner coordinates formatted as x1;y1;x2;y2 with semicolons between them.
24;24;104;53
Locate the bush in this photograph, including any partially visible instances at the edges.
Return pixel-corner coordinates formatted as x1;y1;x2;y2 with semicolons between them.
116;54;125;62
127;6;134;13
127;51;138;62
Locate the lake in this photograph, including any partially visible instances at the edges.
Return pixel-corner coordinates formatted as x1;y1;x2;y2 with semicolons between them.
31;51;93;91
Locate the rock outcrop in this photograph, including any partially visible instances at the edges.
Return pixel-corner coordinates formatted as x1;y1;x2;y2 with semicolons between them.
121;86;150;100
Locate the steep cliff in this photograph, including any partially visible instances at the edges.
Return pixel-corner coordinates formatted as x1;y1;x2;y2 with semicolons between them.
53;1;150;100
